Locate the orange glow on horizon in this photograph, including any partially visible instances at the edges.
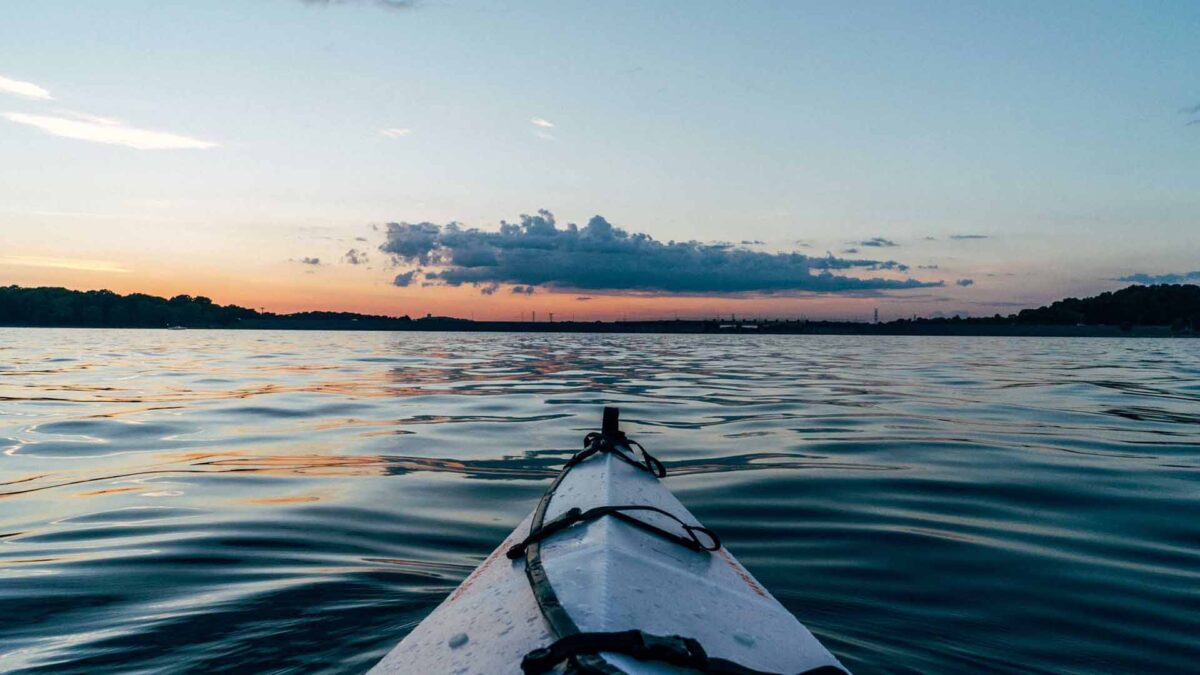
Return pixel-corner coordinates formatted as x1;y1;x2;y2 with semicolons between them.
1;260;915;322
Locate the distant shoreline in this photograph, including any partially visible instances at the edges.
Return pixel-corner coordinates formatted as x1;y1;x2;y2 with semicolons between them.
0;319;1192;338
2;283;1197;338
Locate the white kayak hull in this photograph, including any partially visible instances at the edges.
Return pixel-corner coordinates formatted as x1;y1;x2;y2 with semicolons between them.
371;413;845;674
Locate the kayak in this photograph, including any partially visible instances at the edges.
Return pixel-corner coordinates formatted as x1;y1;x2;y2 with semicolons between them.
370;407;847;674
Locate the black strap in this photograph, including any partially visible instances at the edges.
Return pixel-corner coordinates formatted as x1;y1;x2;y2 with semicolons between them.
522;629;829;675
515;410;847;675
576;431;666;478
507;504;720;560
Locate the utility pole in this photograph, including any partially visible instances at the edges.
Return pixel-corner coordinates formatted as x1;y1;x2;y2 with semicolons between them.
874;308;879;324
549;312;554;323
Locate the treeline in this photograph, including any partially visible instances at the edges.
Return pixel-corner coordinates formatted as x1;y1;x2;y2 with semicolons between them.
881;284;1199;332
0;285;412;328
0;283;1197;331
1013;284;1200;330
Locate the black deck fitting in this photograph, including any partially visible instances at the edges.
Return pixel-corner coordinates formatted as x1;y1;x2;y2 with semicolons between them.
602;407;620;436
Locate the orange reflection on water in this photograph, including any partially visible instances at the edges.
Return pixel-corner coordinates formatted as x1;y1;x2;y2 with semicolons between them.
73;485;144;498
241;494;324;505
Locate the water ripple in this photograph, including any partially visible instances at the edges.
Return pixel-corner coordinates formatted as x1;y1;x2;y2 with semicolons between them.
1;329;1198;673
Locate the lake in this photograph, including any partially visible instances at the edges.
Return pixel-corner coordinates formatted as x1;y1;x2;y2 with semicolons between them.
1;329;1198;673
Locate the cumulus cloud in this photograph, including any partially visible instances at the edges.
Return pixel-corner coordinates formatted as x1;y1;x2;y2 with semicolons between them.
381;127;412;138
530;117;554;129
299;256;322;265
393;270;417;287
0;74;52;100
1119;270;1200;285
3;111;217;150
480;282;499;295
956;278;975;287
860;237;897;247
379;210;941;295
949;234;989;240
342;248;368;265
511;285;535;295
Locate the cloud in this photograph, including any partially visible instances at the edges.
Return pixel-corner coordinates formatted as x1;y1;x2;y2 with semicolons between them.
575;296;593;301
480;282;499;295
381;127;412;138
382;222;443;263
342;248;368;265
918;264;939;269
530;118;557;140
0;255;128;273
860;237;897;247
54;110;120;126
0;74;52;100
3;112;217;150
1119;270;1200;285
841;248;859;254
949;234;988;240
393;270;417;286
511;285;535;295
379;210;942;295
299;0;415;8
956;278;975;287
300;256;322;265
1182;103;1200;126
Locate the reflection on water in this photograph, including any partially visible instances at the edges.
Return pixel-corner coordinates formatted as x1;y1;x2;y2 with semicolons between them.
2;329;1199;673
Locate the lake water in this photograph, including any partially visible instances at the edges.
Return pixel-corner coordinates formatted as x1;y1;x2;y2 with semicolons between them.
1;329;1198;674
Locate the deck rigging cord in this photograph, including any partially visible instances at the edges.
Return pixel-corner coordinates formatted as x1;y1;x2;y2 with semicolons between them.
513;407;847;675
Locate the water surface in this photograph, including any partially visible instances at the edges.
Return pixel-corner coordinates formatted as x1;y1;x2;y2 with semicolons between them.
2;329;1198;673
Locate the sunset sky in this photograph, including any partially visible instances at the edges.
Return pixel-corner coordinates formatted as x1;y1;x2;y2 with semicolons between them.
2;1;1197;321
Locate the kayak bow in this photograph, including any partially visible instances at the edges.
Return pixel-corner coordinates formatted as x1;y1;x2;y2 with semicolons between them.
370;407;847;674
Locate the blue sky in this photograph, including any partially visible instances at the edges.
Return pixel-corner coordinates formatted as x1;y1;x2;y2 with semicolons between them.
1;1;1197;319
